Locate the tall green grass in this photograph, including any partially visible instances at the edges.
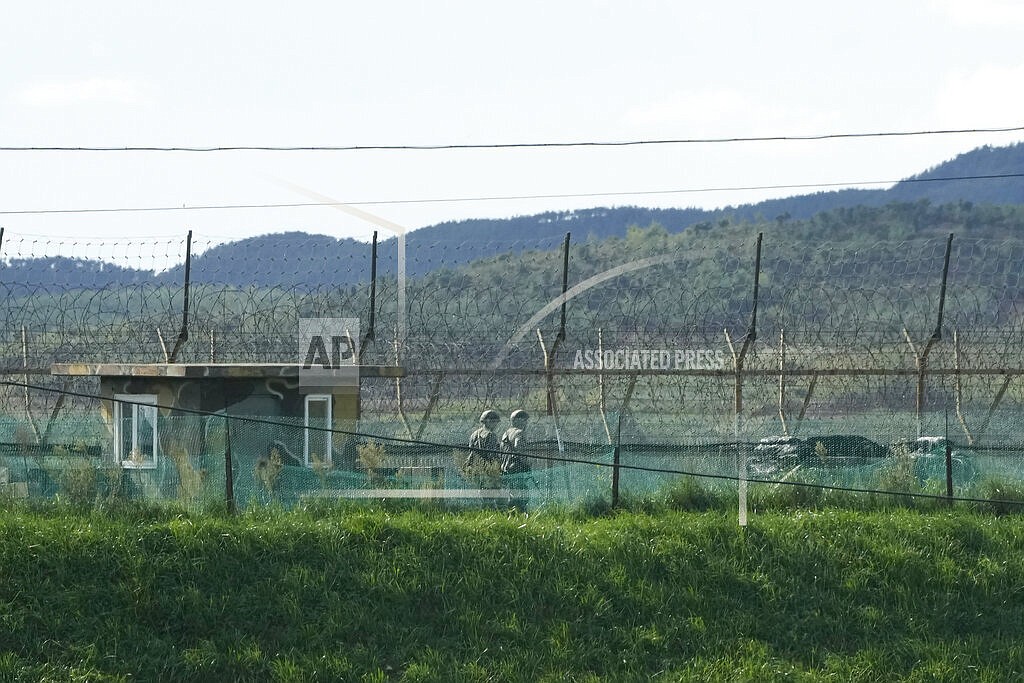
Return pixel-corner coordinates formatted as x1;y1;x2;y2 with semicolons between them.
1;500;1023;681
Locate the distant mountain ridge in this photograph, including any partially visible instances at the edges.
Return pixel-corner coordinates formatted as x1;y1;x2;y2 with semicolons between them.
3;142;1023;289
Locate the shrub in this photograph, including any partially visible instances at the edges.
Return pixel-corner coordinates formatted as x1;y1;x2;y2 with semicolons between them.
663;476;725;512
255;448;283;496
169;444;208;503
974;478;1024;515
873;456;922;506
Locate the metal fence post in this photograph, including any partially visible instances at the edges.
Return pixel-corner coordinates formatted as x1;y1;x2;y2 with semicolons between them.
545;232;571;416
222;380;235;513
359;231;378;364
728;232;762;527
168;229;193;363
912;233;954;435
611;413;622;508
945;409;954;502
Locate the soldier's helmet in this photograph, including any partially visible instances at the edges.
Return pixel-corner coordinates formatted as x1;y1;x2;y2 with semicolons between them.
480;409;500;423
510;409;529;423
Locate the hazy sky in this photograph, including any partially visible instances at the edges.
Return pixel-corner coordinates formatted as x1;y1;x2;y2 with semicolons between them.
2;0;1023;251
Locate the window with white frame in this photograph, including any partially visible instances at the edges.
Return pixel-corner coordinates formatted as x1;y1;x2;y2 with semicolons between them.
113;394;158;469
304;394;332;468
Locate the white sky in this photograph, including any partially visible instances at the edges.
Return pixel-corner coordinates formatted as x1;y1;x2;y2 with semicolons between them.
2;0;1024;253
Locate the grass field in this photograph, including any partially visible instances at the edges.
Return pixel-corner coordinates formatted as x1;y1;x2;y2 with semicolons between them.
1;495;1024;682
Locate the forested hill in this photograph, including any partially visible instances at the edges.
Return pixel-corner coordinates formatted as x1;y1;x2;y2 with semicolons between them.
395;142;1024;244
886;143;1024;205
3;142;1023;289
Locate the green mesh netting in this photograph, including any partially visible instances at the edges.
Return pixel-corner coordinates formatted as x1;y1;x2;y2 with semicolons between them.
2;408;1023;511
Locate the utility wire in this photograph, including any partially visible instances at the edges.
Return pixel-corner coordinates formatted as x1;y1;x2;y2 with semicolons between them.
1;172;1021;217
2;125;1024;152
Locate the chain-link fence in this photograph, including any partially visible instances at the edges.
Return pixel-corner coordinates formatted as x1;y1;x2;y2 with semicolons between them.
3;224;1024;510
0;393;1021;511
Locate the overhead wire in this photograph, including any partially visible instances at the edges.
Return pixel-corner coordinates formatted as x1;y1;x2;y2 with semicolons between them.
1;124;1021;219
1;172;1022;217
2;124;1023;152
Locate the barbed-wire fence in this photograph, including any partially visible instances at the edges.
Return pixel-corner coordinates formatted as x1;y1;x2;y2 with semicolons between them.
2;223;1024;509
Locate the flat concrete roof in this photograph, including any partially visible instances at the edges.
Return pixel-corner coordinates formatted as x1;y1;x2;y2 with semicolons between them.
50;363;405;378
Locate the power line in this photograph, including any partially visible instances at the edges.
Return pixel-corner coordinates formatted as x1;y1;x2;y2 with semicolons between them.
1;172;1021;218
2;125;1024;153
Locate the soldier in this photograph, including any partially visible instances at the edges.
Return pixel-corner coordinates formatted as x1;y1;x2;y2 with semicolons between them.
500;409;530;475
466;409;501;470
